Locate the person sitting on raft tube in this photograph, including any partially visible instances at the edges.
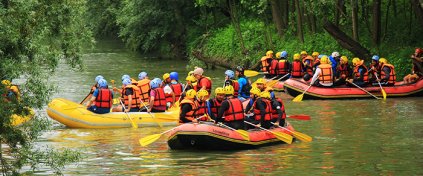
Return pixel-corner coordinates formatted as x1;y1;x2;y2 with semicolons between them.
347;58;369;87
312;52;320;69
235;66;251;101
113;78;141;112
261;50;274;75
291;53;304;78
255;78;275;99
224;70;240;97
270;51;291;80
168;72;184;104
376;58;396;86
146;78;167;113
333;56;352;86
311;55;334;87
179;89;199;123
403;48;423;84
1;79;21;102
81;75;103;105
207;87;226;121
193;67;212;97
86;79;113;114
258;91;275;129
368;55;382;85
137;72;150;103
245;87;271;129
215;85;245;130
194;89;209;122
303;55;314;81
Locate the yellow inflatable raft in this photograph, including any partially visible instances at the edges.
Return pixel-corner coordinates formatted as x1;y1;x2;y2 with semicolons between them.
47;98;179;128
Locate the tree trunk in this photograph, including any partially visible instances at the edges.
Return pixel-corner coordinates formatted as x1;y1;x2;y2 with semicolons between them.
361;0;372;34
392;0;397;16
372;0;381;46
281;0;289;28
170;0;187;58
323;21;371;60
295;0;304;43
335;0;342;26
270;0;284;37
228;0;247;54
410;0;423;29
351;0;359;41
383;0;392;40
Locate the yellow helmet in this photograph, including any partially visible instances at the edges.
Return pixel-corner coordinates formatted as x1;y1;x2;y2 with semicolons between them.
185;89;197;99
1;80;11;86
163;73;170;80
312;52;319;57
300;51;308;55
255;78;265;84
250;87;261;96
275;52;281;59
188;71;194;76
185;75;196;82
352;57;360;66
260;91;271;99
341;56;348;63
215;87;225;95
197;89;209;98
224;85;234;95
379;58;387;64
320;55;329;64
266;50;274;57
293;53;301;61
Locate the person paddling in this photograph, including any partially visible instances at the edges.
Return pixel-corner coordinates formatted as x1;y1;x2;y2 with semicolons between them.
81;75;103;105
179;89;198;123
113;78;141;112
193;67;212;97
137;72;150;103
215;85;245;130
235;66;251;101
86;79;113;114
194;89;209;122
207;87;225;121
146;78;167;113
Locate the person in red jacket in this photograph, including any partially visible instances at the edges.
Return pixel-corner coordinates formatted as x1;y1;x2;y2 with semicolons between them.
87;79;113;114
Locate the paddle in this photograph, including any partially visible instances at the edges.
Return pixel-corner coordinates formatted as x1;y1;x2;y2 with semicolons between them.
120;100;138;128
210;119;249;141
373;73;387;100
141;100;163;128
287;114;311;120
244;70;268;77
266;73;290;88
244;121;292;144
79;89;93;104
271;122;312;142
292;83;313;102
110;80;120;105
349;82;381;100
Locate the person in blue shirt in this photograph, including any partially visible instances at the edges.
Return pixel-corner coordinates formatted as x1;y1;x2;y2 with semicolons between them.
235;66;251;101
86;79;113;114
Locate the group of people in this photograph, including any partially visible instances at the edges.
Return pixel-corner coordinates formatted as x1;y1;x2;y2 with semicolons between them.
260;48;423;87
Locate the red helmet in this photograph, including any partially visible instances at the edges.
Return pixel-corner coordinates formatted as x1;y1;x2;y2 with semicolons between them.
415;48;423;54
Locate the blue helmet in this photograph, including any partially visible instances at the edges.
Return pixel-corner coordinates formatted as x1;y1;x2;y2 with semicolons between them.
170;72;179;81
122;78;132;86
138;72;147;80
225;70;235;79
280;51;288;58
150;78;162;89
318;54;324;59
372;55;380;61
121;74;130;81
95;75;104;83
98;79;108;88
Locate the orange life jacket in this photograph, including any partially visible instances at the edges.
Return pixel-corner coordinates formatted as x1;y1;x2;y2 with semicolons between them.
381;64;396;84
137;79;150;103
194;100;208;121
152;87;167;107
196;76;212;95
302;57;314;75
337;64;350;78
179;98;198;123
209;98;223;118
353;65;369;82
270;98;285;120
291;61;303;77
253;98;272;121
261;56;271;72
170;83;183;101
123;85;141;108
94;88;112;108
224;98;245;122
318;64;333;84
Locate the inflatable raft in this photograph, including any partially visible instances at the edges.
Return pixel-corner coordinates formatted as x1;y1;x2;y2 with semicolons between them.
167;122;295;150
47;98;179;128
284;78;423;99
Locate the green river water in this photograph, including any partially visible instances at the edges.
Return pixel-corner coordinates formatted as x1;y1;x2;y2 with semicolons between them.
37;39;423;175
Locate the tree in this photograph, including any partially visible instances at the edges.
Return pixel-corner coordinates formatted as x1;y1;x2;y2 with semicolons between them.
372;0;381;46
295;0;304;43
351;0;359;41
1;0;92;174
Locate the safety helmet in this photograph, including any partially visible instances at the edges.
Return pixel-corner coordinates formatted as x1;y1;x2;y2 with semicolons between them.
275;52;281;59
193;67;204;75
415;48;423;54
300;51;308;55
95;75;104;83
185;89;197;99
312;52;319;57
250;87;261;96
122;78;132;86
331;52;340;58
352;57;361;66
185;75;196;82
121;74;130;81
163;73;170;80
1;80;11;86
341;56;348;63
281;51;288;58
260;91;271;99
318;54;324;59
170;72;179;81
150;78;162;89
320;55;329;64
235;66;244;74
266;50;274;57
98;79;108;88
224;85;234;95
197;89;209;98
255;78;265;84
225;70;235;79
372;55;380;61
215;87;225;95
188;71;194;76
138;72;147;80
379;58;387;64
293;53;301;61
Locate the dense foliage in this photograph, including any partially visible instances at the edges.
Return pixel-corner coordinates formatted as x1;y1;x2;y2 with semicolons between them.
0;0;92;174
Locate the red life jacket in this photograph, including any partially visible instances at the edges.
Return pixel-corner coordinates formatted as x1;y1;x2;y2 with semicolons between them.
194;100;208;121
224;98;245;122
123;85;141;108
270;98;285;120
302;57;314;75
228;79;239;97
277;60;290;75
152;87;167;107
209;98;223;118
269;59;279;75
94;88;112;108
137;79;150;102
196;76;212;95
337;64;350;78
318;64;333;84
170;83;183;101
353;65;369;82
253;98;272;121
179;98;198;123
381;64;396;84
291;61;303;77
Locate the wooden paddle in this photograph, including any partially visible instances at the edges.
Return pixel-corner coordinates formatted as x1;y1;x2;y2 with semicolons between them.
244;70;268;77
271;122;312;142
349;82;381;100
243;121;292;144
287;114;311;120
120;100;138;128
373;73;387;100
210;119;250;141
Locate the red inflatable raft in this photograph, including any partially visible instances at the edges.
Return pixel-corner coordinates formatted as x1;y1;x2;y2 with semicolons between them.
167;122;295;150
284;78;423;99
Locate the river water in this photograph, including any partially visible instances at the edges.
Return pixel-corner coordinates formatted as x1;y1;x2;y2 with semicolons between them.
37;39;423;175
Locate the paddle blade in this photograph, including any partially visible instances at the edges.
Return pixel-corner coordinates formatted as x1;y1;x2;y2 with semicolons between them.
292;131;312;142
235;130;250;141
273;131;293;144
382;89;387;100
244;70;259;77
130;119;138;129
292;94;304;102
139;134;162;146
288;114;311;120
113;98;119;105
